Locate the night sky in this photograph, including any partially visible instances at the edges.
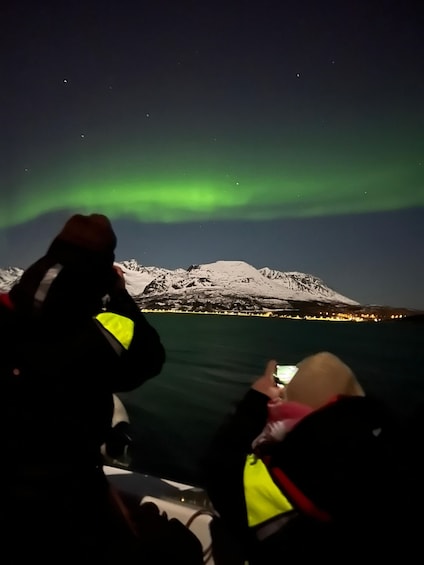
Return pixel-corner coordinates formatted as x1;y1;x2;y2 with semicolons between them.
1;0;423;309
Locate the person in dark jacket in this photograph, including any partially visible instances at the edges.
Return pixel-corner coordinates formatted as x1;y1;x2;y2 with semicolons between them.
202;354;416;564
1;213;166;563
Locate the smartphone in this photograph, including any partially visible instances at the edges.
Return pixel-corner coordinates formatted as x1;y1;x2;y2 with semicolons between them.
274;364;299;387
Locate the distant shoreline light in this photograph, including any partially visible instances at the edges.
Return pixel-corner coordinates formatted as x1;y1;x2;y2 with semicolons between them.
139;309;401;322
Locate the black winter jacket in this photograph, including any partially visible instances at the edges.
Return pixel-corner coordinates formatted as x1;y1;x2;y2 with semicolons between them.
1;277;165;562
201;389;416;564
1;286;165;468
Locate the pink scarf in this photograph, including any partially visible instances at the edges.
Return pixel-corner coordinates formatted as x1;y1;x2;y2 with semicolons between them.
252;398;313;452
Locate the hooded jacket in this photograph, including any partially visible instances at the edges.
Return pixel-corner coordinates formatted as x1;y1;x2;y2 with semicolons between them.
202;387;411;564
1;214;165;500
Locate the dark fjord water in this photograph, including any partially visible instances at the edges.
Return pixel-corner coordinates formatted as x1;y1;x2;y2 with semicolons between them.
118;313;423;486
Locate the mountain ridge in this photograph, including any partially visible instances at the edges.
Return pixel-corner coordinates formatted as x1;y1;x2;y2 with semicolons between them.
118;259;359;312
1;261;422;319
0;259;357;311
134;260;358;311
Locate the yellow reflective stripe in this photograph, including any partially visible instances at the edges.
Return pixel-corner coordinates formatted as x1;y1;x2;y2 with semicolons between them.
243;454;293;527
95;312;134;351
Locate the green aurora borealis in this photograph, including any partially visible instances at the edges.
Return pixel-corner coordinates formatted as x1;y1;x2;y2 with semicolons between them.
2;128;422;228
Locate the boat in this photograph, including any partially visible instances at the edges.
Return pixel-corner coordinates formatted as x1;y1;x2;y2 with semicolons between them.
104;464;216;563
103;395;218;564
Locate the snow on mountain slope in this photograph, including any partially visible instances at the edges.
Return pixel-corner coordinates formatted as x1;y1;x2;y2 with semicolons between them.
0;267;23;291
259;267;357;305
138;260;359;308
143;261;282;297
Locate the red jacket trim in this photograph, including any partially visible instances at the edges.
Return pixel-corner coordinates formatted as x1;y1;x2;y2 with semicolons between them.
0;293;14;310
269;465;332;522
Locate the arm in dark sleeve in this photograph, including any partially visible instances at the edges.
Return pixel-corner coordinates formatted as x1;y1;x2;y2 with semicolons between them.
105;288;166;390
206;389;270;459
200;389;269;534
67;288;165;392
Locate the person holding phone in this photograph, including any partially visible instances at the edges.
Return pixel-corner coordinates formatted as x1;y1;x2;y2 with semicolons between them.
201;353;409;564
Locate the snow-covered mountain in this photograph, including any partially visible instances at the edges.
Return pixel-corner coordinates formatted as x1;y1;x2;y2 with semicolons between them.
0;267;24;291
119;260;359;310
0;259;359;312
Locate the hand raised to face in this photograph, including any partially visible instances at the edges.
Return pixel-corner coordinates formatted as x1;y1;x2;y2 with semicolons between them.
251;359;284;400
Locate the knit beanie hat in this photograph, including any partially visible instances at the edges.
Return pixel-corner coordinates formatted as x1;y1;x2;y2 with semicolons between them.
10;213;118;317
284;352;365;410
46;213;117;267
